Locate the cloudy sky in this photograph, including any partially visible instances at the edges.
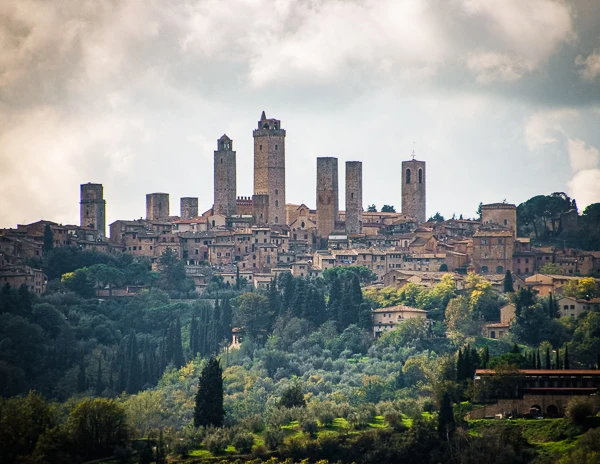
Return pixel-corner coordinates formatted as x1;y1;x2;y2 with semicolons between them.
1;0;600;231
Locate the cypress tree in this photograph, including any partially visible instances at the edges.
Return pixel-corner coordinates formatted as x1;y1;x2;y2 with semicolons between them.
189;313;198;357
511;343;520;354
456;349;465;382
267;279;282;322
173;314;185;368
194;357;224;428
127;332;141;393
291;278;307;317
503;270;514;293
555;349;560;370
564;346;570;370
328;276;343;322
536;350;542;370
546;347;551;369
43;224;54;253
95;355;104;394
438;391;455;440
221;298;233;344
77;358;87;392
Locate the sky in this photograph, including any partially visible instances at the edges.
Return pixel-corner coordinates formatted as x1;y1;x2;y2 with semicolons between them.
1;0;600;231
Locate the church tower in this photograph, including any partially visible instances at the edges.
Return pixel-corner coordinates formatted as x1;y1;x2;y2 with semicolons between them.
214;134;237;217
253;111;286;225
401;155;426;224
80;183;106;238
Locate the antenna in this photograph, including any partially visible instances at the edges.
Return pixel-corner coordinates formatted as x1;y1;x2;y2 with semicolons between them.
411;141;416;160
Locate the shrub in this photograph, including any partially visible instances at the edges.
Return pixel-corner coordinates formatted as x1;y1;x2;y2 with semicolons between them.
171;441;190;458
231;431;254;454
383;410;406;431
203;428;229;455
300;418;318;437
240;414;264;433
316;431;340;459
566;397;593;425
263;427;285;451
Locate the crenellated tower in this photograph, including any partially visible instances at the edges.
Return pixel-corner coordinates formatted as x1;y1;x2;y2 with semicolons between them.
253;111;286;225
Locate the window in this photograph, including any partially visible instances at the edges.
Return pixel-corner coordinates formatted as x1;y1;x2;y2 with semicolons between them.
259;144;262;150
275;144;278;150
221;158;223;164
275;189;278;195
498;238;503;244
481;239;487;245
525;267;529;273
406;168;411;184
496;266;504;273
275;200;279;207
418;168;422;184
504;219;507;225
481;266;489;274
275;216;279;223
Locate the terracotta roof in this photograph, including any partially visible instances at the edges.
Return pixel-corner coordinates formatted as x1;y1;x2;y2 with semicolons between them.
372;305;427;313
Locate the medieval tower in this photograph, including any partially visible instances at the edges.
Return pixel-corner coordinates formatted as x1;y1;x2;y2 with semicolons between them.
214;134;237;217
316;157;339;239
80;183;106;237
253;111;286;225
345;161;362;234
180;197;198;219
146;193;170;220
401;156;426;224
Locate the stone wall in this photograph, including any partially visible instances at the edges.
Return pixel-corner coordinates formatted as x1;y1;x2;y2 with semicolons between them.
252;194;269;225
401;159;426;224
482;203;517;236
316;157;339;238
346;161;362;234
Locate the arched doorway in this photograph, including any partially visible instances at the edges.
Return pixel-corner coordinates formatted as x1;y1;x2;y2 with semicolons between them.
529;405;542;416
547;404;559;418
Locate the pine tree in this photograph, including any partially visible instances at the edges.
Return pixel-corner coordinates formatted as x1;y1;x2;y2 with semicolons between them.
503;270;514;293
194;357;224;428
564;346;570;369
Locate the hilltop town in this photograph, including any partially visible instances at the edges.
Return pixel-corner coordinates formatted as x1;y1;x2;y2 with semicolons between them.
1;111;600;305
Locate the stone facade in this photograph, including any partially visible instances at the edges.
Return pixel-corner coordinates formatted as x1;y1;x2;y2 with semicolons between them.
401;158;426;224
472;227;514;274
80;183;106;238
253;112;286;225
214;134;237;216
316;157;339;239
345;161;362;234
482;203;517;237
146;193;170;220
180;197;198;219
252;194;269;225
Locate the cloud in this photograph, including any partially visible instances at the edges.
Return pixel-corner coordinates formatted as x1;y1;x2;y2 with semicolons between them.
568;138;600;172
524;109;578;151
567;169;600;209
575;50;600;81
466;52;531;83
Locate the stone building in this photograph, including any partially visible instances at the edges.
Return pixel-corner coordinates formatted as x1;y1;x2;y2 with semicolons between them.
481;203;517;237
146;193;170;221
316;157;339;240
80;183;106;238
253;111;286;225
180;197;198;219
0;264;47;294
345;161;363;234
372;305;427;338
214;135;237;217
252;194;269;225
472;226;514;274
401;157;426;224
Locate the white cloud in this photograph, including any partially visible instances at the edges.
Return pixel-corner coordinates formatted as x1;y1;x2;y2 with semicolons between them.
575;50;600;81
466;52;531;84
524;109;578;151
568;138;600;172
567;169;600;209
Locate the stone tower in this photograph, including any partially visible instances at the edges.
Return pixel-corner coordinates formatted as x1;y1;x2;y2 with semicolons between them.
180;197;198;219
146;193;170;221
316;157;339;239
80;183;106;237
253;111;286;225
345;161;362;234
214;134;237;217
252;194;269;226
401;157;426;224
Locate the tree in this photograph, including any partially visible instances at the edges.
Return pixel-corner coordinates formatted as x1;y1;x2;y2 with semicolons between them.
476;202;483;220
194;357;224;428
381;205;396;213
279;381;306;408
233;293;270;341
367;204;377;212
43;224;54;254
539;263;562;275
428;212;445;222
503;270;514;293
437;391;455;440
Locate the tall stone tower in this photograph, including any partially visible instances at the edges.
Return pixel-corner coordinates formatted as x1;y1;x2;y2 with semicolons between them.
401;156;426;223
180;197;198;219
146;193;170;221
80;183;106;237
214;134;237;217
253;111;286;225
316;157;339;239
345;161;362;234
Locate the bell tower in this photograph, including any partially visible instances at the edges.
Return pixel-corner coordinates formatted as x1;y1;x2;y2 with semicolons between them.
401;153;426;223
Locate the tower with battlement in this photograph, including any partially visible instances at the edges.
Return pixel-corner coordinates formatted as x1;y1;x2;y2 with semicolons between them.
214;134;237;217
146;193;170;221
316;157;339;239
253;111;286;225
345;161;362;234
80;183;106;237
401;156;426;224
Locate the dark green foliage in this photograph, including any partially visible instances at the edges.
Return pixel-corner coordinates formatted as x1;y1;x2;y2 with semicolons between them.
231;431;255;453
263;427;285;450
428;212;445;222
381;205;396;212
503;270;514;293
367;204;377;212
437;391;455;439
564;345;570;369
43;224;54;253
280;382;306;408
565;397;593;425
194;357;224;428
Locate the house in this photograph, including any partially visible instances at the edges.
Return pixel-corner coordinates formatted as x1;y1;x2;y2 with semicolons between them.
372;305;427;338
557;296;600;319
483;303;516;339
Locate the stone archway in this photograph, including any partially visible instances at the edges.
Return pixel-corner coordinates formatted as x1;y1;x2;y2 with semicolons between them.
530;404;542;415
547;404;559;418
